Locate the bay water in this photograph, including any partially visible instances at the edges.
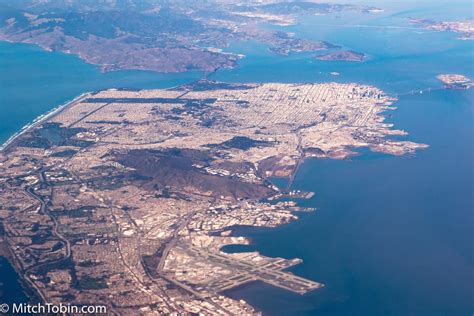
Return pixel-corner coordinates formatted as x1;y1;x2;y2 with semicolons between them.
0;1;473;314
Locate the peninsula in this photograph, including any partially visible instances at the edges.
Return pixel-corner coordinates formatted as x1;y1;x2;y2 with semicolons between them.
0;80;427;314
0;0;379;73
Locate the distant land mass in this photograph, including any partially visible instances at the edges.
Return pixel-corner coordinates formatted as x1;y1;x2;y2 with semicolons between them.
314;50;367;62
410;18;474;40
0;0;380;73
437;73;472;89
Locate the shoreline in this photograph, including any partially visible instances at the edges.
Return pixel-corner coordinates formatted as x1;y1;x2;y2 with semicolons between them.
0;38;238;75
0;92;92;153
0;81;426;309
0;238;42;305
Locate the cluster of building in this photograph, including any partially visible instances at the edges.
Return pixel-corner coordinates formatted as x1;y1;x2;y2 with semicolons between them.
0;80;427;314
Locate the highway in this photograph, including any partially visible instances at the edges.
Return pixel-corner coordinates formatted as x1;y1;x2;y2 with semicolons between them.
155;211;235;315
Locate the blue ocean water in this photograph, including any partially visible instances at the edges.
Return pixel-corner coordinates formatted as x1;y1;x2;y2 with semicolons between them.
0;42;203;144
0;41;202;304
0;1;473;315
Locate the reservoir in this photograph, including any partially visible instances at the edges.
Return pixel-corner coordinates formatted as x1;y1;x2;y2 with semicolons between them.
0;256;29;307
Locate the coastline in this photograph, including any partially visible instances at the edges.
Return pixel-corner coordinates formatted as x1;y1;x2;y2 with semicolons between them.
0;229;42;305
0;81;401;312
0;2;472;312
0;83;466;314
0;92;92;153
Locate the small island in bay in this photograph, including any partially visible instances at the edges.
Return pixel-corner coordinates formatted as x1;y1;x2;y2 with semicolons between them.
315;50;367;62
437;74;472;89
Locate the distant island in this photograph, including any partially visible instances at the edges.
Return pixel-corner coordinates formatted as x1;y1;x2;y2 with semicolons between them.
0;0;379;73
410;18;474;40
315;50;367;62
437;74;472;89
